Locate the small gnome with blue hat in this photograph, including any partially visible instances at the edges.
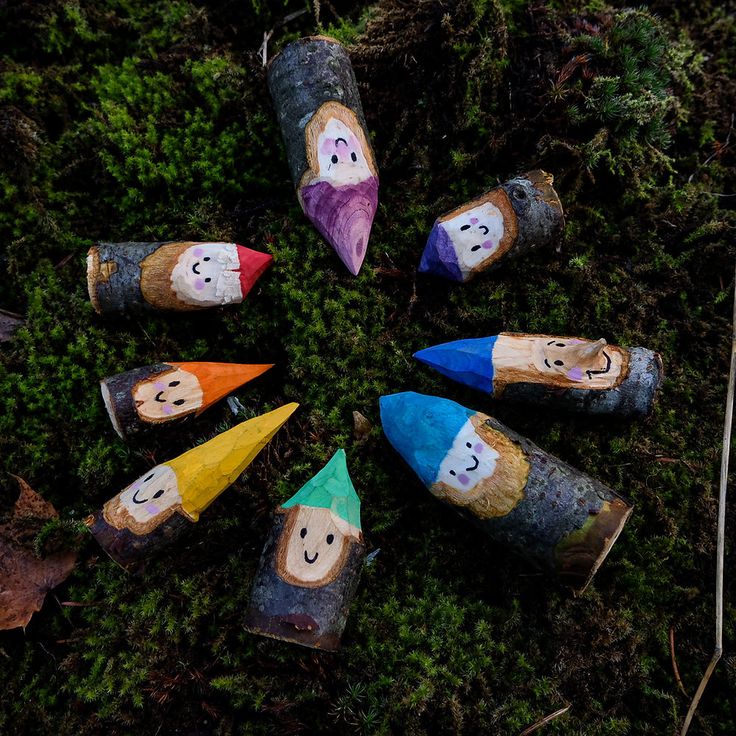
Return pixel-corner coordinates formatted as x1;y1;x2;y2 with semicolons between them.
245;449;365;650
380;392;528;519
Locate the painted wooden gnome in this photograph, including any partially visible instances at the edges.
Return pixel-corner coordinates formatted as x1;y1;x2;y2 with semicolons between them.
101;362;274;439
268;36;379;276
87;241;272;314
415;334;663;417
418;170;564;282
380;392;632;593
245;449;365;650
86;403;298;570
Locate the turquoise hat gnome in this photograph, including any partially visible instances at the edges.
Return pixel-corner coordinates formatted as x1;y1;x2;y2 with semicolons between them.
245;449;366;651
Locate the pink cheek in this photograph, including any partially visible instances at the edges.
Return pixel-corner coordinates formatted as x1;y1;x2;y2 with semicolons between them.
320;138;336;154
194;278;205;291
481;240;495;250
457;473;470;486
153;381;165;390
474;443;484;453
567;367;584;381
470;217;479;224
162;405;174;415
145;503;160;515
193;247;204;257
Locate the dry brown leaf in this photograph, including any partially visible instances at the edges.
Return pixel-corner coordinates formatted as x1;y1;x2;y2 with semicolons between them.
0;477;77;630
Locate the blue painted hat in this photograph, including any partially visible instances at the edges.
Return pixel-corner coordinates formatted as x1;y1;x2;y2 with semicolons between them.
414;336;498;394
417;222;463;282
379;392;474;487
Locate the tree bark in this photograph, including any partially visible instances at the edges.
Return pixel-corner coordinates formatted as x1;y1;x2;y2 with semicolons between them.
450;416;632;594
500;347;663;417
267;36;370;188
85;509;192;572
245;512;365;650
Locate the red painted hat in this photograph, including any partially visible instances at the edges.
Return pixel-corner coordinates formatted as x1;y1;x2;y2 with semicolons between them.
236;246;273;296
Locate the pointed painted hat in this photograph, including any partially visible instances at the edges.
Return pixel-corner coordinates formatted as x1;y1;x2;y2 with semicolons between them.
417;222;463;282
379;392;474;487
168;362;274;415
281;449;361;536
167;402;298;520
236;245;273;295
414;336;498;394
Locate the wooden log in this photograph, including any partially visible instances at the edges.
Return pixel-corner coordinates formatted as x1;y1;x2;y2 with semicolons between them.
379;392;632;593
85;403;298;570
245;449;365;650
418;170;564;282
414;333;663;417
87;241;273;314
100;362;274;440
268;36;379;276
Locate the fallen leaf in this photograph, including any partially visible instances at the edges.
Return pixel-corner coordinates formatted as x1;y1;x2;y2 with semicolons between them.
0;477;77;630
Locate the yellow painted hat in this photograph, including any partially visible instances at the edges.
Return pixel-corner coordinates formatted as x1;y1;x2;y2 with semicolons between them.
167;402;298;520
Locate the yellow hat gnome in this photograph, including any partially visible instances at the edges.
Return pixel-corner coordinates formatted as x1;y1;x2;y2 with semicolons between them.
86;403;298;570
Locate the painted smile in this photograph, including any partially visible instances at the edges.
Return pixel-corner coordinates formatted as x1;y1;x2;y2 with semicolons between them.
132;489;148;504
466;456;479;472
304;550;319;564
586;350;612;379
191;261;201;274
154;391;166;403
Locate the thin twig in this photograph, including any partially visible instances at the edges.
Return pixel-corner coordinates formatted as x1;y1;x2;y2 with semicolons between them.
680;262;736;735
670;624;690;698
258;9;309;67
518;704;571;736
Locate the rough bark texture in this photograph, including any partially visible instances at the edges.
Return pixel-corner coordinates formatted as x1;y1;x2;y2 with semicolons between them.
0;309;24;342
88;241;165;315
245;512;365;650
267;36;369;188
447;417;632;594
499;170;565;267
85;509;192;572
499;347;663;416
100;363;172;440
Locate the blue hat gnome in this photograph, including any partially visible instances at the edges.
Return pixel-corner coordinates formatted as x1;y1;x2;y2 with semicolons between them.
245;450;365;650
379;392;633;593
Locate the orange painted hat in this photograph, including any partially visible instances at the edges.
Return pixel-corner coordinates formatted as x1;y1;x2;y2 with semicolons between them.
168;362;274;415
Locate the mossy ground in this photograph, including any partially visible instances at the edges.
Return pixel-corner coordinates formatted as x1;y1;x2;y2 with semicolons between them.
1;0;735;733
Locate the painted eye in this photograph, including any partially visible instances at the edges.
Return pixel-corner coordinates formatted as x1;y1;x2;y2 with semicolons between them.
479;225;489;235
470;245;481;251
153;489;165;499
554;360;564;366
204;277;211;283
331;154;338;164
350;152;357;162
300;527;307;538
173;399;186;406
169;380;180;387
556;342;566;347
144;474;154;482
203;257;210;262
460;224;471;231
449;470;456;476
466;442;472;448
326;534;334;544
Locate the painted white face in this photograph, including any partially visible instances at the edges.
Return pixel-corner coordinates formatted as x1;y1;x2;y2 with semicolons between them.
117;464;181;524
170;243;243;307
133;368;203;422
315;118;372;186
281;506;349;586
436;419;499;493
441;202;505;272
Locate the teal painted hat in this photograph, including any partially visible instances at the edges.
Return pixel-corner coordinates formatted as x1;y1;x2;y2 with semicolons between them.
379;392;475;487
282;449;361;532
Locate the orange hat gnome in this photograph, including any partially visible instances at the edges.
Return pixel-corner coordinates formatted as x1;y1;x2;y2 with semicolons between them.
101;362;274;440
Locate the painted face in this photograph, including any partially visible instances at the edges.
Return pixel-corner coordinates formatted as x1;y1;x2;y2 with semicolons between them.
436;419;500;493
315;118;373;186
532;338;618;384
280;506;350;586
441;202;505;273
132;368;203;423
170;243;243;307
116;464;181;525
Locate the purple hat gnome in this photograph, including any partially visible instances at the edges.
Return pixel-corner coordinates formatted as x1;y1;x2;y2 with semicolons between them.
268;36;379;276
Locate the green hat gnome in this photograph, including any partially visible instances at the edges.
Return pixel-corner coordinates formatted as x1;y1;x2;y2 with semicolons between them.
245;449;366;651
